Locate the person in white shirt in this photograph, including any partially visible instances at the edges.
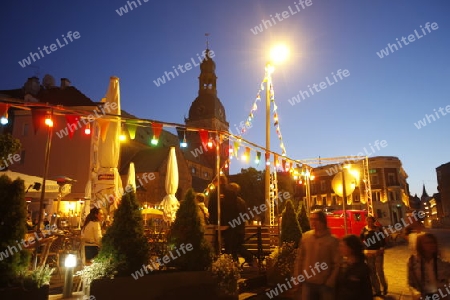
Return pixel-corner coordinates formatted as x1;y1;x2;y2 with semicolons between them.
81;207;104;261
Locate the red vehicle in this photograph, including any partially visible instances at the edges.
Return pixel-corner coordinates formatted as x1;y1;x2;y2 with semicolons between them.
326;210;367;238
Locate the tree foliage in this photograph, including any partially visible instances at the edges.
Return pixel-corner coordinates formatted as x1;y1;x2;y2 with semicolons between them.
228;168;264;216
99;191;149;275
275;172;295;215
0;133;21;168
297;202;311;233
0;175;30;287
167;188;213;271
280;200;302;248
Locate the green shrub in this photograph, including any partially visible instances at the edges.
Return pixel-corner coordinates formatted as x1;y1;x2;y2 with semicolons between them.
0;175;30;287
98;191;149;275
167;188;213;271
280;200;302;248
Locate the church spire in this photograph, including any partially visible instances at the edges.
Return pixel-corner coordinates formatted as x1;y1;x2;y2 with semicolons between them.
198;34;217;96
421;184;429;199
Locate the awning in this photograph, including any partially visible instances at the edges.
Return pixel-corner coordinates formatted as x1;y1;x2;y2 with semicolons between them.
1;170;70;199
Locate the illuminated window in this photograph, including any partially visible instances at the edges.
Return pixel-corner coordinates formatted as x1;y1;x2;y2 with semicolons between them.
372;191;381;202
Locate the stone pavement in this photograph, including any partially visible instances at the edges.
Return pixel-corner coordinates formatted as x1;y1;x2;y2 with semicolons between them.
238;228;450;300
378;228;450;300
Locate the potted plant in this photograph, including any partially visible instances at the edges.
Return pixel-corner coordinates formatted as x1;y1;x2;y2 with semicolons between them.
281;200;302;248
266;242;297;287
166;188;214;271
211;254;240;299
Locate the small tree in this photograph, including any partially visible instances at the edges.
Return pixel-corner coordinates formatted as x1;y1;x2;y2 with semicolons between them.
98;190;149;275
297;203;311;233
0;133;21;166
167;188;213;271
280;200;302;248
0;175;30;287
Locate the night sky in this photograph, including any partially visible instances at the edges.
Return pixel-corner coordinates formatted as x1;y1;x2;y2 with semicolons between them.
1;0;449;197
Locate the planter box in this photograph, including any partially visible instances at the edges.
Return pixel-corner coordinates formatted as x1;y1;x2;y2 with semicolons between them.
0;284;49;300
90;270;237;300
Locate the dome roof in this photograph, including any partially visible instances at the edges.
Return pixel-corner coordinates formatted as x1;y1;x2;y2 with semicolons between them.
188;93;226;124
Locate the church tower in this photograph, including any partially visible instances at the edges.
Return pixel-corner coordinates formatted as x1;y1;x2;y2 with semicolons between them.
183;44;229;191
185;48;228;131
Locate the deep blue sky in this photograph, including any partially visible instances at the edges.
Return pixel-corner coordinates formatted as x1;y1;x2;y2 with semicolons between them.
1;0;449;197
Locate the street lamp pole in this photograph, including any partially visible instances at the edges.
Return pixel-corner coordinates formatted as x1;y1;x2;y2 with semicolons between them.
34;109;53;269
264;63;273;225
341;169;348;235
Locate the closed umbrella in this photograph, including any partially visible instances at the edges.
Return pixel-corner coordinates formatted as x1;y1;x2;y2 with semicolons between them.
91;77;122;215
127;162;136;192
160;147;179;223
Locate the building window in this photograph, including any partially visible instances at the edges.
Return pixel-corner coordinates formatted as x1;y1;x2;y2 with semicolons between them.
312;196;318;205
369;169;377;174
332;195;337;204
191;167;197;175
388;173;396;185
22;123;29;136
320;180;326;192
204;172;209;179
322;195;327;204
389;191;396;201
371;174;379;185
372;191;381;202
353;194;360;202
310;182;316;194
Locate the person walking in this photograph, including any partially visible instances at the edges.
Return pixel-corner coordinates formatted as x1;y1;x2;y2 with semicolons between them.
335;234;373;300
294;209;341;300
408;233;450;299
404;214;426;254
360;216;388;297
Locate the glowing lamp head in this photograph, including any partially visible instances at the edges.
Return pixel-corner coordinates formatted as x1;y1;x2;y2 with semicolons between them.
0;116;8;125
119;134;126;142
270;45;289;65
180;141;188;148
64;253;77;268
207;139;213;148
44;117;53;127
151;138;159;145
84;123;91;135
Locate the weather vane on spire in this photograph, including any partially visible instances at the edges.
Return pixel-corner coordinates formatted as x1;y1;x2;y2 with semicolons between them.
205;33;210;49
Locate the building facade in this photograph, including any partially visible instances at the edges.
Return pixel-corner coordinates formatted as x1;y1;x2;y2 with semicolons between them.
436;162;450;218
295;156;411;226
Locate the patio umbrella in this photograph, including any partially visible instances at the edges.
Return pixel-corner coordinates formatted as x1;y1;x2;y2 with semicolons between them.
160;147;179;223
91;76;122;215
127;162;136;192
141;208;163;218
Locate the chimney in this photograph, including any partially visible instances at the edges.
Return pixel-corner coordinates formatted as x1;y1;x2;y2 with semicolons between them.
23;77;41;96
60;78;71;89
